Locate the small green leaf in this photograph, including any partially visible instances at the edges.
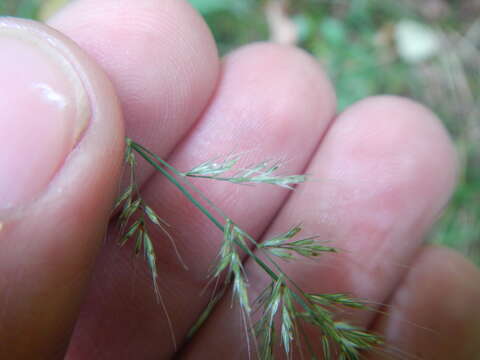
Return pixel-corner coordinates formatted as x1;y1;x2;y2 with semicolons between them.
322;336;331;360
118;219;141;246
144;205;169;227
113;185;133;212
308;293;366;309
143;232;157;276
119;198;141;222
135;229;144;255
184;156;240;177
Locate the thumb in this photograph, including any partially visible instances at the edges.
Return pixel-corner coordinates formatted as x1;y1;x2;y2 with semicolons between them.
0;18;124;359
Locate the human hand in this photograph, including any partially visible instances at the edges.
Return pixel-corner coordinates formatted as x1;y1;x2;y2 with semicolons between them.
0;1;479;359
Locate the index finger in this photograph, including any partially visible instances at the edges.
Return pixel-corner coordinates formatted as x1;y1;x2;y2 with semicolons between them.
48;0;220;187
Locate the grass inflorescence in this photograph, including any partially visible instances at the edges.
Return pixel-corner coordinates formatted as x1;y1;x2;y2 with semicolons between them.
112;138;184;349
114;138;383;359
260;225;338;260
213;219;251;312
183;154;307;189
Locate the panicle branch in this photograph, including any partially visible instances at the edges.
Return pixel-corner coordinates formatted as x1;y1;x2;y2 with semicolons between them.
183;154;306;189
260;225;337;260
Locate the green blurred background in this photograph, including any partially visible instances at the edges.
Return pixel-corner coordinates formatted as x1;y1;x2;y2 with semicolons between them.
2;0;479;264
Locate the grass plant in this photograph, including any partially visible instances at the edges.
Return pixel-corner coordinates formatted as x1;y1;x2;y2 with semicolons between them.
113;138;383;359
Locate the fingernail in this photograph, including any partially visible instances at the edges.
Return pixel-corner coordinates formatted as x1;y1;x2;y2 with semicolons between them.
0;20;90;210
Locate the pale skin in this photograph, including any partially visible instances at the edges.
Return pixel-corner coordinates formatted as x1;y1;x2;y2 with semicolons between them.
0;0;479;359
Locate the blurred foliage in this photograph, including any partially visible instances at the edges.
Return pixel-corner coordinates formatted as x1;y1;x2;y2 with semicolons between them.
1;0;479;264
0;0;41;17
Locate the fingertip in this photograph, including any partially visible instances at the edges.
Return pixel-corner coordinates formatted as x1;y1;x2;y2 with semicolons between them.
368;245;480;359
218;42;336;141
328;95;458;224
227;41;337;115
47;0;220;165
